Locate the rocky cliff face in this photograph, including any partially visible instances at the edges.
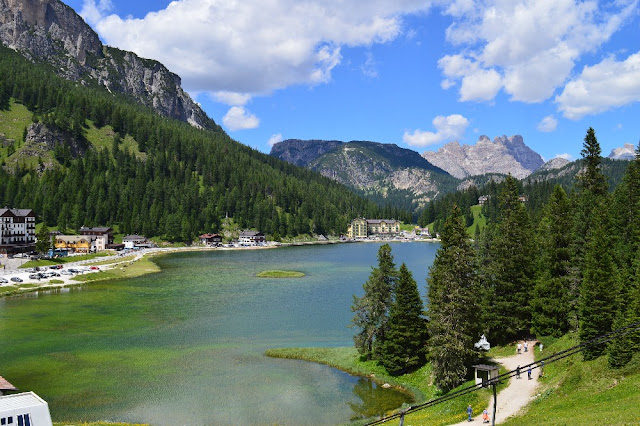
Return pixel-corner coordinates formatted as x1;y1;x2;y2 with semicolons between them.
0;0;216;130
539;157;570;172
422;135;544;179
608;143;636;160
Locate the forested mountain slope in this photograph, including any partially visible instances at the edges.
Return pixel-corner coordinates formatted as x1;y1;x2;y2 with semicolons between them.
0;45;387;240
271;139;460;212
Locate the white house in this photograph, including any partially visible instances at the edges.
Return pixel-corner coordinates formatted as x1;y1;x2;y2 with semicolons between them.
0;392;53;426
0;208;36;254
239;230;265;245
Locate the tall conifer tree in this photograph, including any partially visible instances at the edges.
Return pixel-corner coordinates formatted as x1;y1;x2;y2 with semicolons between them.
579;207;619;360
481;175;535;343
382;263;428;375
351;244;397;360
532;185;573;336
427;205;480;391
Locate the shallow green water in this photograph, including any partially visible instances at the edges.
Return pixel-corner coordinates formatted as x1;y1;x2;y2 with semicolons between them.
0;242;439;425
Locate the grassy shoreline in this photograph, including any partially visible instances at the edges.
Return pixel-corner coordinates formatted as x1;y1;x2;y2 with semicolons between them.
265;346;499;425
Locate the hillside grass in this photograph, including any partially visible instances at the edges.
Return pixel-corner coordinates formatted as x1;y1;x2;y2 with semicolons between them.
85;122;144;159
265;346;503;425
0;99;31;159
466;205;486;237
503;333;640;425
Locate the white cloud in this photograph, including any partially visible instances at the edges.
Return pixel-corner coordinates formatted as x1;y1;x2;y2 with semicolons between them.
439;0;638;103
555;153;574;161
83;0;432;101
80;0;113;26
537;115;558;132
361;52;378;79
555;51;640;119
403;114;469;147
222;106;260;131
268;133;284;148
211;92;252;106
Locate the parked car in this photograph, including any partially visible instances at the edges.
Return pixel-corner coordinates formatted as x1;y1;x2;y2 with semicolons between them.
0;277;8;283
49;264;63;270
10;277;23;282
90;266;100;270
29;274;39;280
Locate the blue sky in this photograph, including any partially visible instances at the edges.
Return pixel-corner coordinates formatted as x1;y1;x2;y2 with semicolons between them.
63;0;640;161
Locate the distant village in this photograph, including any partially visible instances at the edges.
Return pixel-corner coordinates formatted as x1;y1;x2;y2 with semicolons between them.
1;205;440;261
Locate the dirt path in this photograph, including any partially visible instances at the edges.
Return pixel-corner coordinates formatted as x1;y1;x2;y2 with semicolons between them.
449;341;540;425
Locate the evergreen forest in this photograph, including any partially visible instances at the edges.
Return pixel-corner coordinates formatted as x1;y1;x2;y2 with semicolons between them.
0;45;407;241
352;129;640;392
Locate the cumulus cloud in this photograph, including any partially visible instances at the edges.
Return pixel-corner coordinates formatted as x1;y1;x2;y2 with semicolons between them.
268;133;284;148
555;51;640;120
537;115;558;132
81;0;431;100
403;114;469;147
438;0;638;103
211;91;252;106
222;106;260;131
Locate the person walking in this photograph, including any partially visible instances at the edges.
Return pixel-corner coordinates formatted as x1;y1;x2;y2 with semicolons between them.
482;409;489;423
524;341;528;352
467;405;473;422
527;366;532;380
516;365;521;379
517;342;522;354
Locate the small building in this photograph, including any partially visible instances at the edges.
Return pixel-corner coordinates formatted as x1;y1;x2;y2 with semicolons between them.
123;235;150;249
518;194;529;203
0;208;36;255
473;364;500;388
199;233;223;246
55;235;92;253
478;195;491;206
0;392;53;426
79;227;114;252
239;230;265;245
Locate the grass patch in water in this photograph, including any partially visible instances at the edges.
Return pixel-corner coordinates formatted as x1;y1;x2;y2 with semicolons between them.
256;270;305;278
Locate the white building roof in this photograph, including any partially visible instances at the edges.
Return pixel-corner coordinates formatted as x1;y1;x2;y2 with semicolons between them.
0;392;47;410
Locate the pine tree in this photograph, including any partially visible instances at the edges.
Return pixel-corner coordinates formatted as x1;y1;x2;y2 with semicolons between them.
427;205;480;391
35;223;51;254
351;244;397;360
382;263;428;375
481;175;536;343
531;185;573;336
579;206;620;360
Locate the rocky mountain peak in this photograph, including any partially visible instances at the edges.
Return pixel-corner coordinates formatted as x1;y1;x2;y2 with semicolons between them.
0;0;217;130
608;143;636;160
421;134;544;179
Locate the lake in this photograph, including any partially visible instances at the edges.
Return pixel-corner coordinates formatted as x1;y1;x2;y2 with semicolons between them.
0;242;439;425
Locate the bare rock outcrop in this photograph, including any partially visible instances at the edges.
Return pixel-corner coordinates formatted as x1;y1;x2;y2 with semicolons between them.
422;135;544;179
0;0;216;130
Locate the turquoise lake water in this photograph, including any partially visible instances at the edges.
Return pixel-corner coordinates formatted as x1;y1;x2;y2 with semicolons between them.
0;242;439;425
